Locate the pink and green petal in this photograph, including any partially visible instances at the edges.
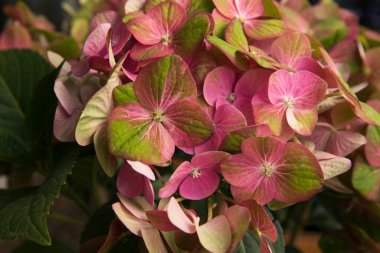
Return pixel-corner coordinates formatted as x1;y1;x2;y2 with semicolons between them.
244;19;286;40
108;103;175;165
365;125;380;167
112;202;150;236
225;19;249;52
196;215;232;253
240;200;277;242
128;1;186;45
270;32;312;67
220;124;272;153
173;13;212;60
130;42;175;61
275;143;323;203
134;55;197;111
163;99;214;147
286;108;318;136
314;150;351;180
224;205;251;251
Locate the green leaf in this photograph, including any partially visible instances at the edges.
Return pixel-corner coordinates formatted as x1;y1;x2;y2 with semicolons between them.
174;13;212;60
48;37;81;59
0;50;52;161
0;149;80;245
352;158;380;201
206;36;249;70
112;83;137;106
13;241;76;253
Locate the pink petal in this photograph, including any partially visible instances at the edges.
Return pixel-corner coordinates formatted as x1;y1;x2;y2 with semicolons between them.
119;170;139;196
111;21;131;55
203;66;236;107
233;97;254;125
191;151;230;172
267;70;293;105
127;160;156;180
159;161;193;198
196;215;232;253
143;177;155;206
307;123;333;151
54;80;82;115
53;105;81;142
83;23;111;58
234;68;272;99
90;11;118;32
240;200;277;242
221;153;264;188
327;131;367;157
213;103;247;134
314;151;351;180
241;136;286;164
112;202;150;236
270;32;312;67
167;197;197;234
290;70;327;109
179;170;220;200
146;210;178;231
118;194;152;221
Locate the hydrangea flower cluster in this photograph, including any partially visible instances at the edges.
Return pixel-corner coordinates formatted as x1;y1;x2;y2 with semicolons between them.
51;0;380;252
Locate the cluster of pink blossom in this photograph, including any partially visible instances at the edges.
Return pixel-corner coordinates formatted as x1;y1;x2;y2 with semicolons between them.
51;0;380;252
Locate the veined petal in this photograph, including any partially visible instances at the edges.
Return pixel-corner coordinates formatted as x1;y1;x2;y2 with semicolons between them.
203;66;236;107
159;161;192;198
179;170;220;200
286;108;318;136
167;197;197;234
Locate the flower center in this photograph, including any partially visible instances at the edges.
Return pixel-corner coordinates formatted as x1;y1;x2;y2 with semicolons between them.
262;162;274;177
227;93;235;103
191;167;202;178
152;111;164;122
161;34;172;45
283;97;295;109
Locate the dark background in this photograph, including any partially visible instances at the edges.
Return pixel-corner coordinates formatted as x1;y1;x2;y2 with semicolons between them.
0;0;380;32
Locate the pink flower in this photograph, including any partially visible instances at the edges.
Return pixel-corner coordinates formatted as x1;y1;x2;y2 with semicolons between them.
212;0;285;40
221;136;323;204
159;151;230;200
117;160;156;205
108;55;213;165
203;66;272;124
252;69;327;136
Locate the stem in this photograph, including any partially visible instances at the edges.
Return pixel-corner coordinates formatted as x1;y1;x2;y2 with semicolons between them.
217;191;236;204
50;212;85;227
62;186;92;217
152;166;165;185
207;198;213;221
